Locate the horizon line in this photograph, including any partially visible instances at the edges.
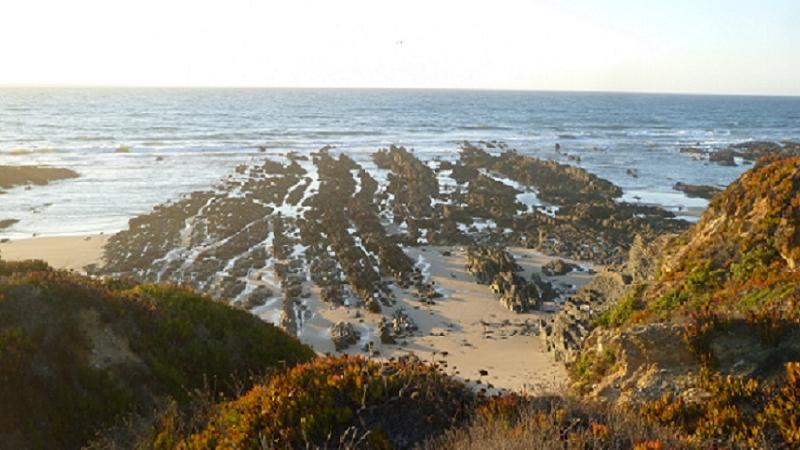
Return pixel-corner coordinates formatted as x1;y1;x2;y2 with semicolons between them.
1;83;799;99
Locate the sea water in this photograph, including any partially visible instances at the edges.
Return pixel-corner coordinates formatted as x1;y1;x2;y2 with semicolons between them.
1;88;799;238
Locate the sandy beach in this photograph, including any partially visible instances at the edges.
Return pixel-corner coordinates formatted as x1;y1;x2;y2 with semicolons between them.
283;245;596;393
0;234;108;271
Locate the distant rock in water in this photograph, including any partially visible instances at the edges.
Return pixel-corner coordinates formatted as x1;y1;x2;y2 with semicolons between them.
682;140;800;167
672;182;722;199
709;149;737;166
0;218;19;230
0;165;79;189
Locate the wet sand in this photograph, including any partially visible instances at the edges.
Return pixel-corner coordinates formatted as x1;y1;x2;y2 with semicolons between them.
0;234;108;271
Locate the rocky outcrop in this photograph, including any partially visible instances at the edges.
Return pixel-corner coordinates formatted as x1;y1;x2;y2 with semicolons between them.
530;273;559;302
465;246;520;284
373;145;440;224
683;140;800;166
490;271;540;312
560;156;800;446
465;246;543;312
540;235;665;363
391;309;418;338
460;143;622;204
240;286;273;310
330;321;361;351
541;259;578;276
379;318;396;344
453;142;688;265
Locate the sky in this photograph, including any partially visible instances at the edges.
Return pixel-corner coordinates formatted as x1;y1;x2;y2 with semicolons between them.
0;0;798;95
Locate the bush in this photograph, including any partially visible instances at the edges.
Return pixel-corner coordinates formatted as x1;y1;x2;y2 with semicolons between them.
570;348;617;394
0;260;314;449
178;355;475;449
642;363;800;448
594;285;644;328
423;394;682;450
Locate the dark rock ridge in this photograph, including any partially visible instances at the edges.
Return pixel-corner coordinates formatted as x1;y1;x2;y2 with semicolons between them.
102;148;435;347
465;246;520;284
100;142;685;345
490;271;541;312
466;246;542;312
449;142;687;264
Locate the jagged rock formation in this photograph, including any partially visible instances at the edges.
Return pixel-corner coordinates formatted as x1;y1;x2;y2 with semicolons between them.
454;143;687;264
100;142;685;348
373;145;440;227
390;309;418;338
465;246;543;312
530;273;559;302
540;235;665;363
464;144;621;204
541;259;578;276
490;271;540;312
379;318;396;344
465;246;520;284
330;321;361;351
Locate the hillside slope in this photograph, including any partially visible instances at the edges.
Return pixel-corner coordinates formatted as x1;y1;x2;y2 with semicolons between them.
0;259;314;450
570;156;800;447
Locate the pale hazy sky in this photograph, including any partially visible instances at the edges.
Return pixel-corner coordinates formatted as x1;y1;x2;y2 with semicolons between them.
1;0;798;95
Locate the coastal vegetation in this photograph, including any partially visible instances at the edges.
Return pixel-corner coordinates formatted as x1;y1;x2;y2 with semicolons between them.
561;156;800;448
0;260;313;449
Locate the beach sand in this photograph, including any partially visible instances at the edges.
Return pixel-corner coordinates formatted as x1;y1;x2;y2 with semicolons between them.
0;234;108;271
285;245;596;393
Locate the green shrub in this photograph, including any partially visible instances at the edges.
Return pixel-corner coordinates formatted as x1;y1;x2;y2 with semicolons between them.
177;355;475;450
594;285;644;328
0;261;314;449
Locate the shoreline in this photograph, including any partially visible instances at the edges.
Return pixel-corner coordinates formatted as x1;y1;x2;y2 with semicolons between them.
0;234;108;272
0;232;592;392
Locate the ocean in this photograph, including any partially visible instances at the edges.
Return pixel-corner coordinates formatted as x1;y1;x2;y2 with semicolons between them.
1;88;799;239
